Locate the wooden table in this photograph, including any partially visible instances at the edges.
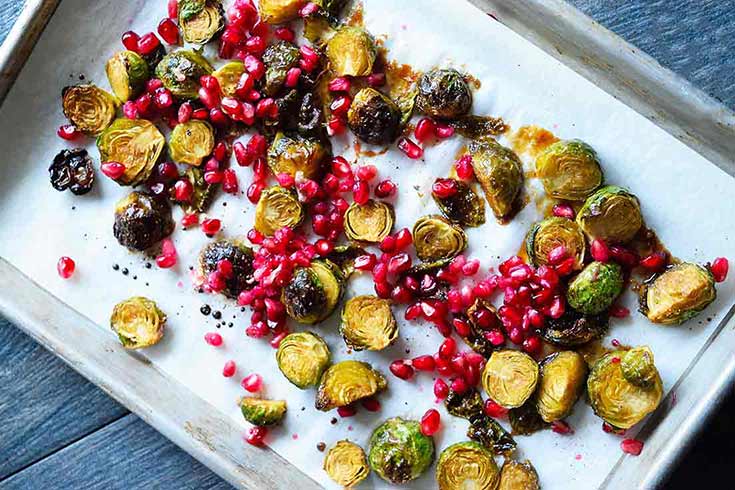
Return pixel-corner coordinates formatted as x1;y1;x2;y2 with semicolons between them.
1;1;733;488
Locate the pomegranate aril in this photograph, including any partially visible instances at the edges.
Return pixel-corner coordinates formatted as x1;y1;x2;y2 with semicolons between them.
247;181;264;203
328;76;351;92
137;33;161;55
101;161;126;180
375;179;397;198
121;31;140;51
610;245;639;268
330;95;351;117
326;116;346;136
244;426;267;447
284;67;301;88
244;55;265;79
173;178;194;202
609;304;630;318
181;213;199;228
551;420;572;434
192;108;209;119
337;405;357;418
552;203;575;219
361;398;381;412
167;0;178;18
432;178;458;198
522;335;542;354
639;252;667;271
274;26;295;42
241;373;263;392
352;180;370;205
454;155;474;180
204;332;223;347
621;438;644;456
435;123;455;138
451;377;468;394
711;257;729;282
356;164;377;182
354;254;377;271
153;88;173;109
438;337;456;360
389;360;414;380
485;329;505;346
201;218;222;236
388;253;412;274
123;101;138;119
367;72;386;87
177;102;193;124
157;18;179;44
411;355;435;372
299;2;320;17
245;35;266;55
414;117;436;142
222;360;237;378
57;124;81;141
433;378;449;400
57;256;75;279
397;137;423;159
420;409;441;436
484;398;508;418
588;239;609;263
547;245;568;265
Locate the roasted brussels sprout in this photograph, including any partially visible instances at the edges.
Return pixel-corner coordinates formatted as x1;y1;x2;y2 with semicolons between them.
110;296;166;349
97;118;166;186
326;26;377;77
542;308;609;347
282;260;344;324
639;263;716;325
467;415;517;456
536;351;588;422
326;244;367;278
436;442;500;490
324;440;370;488
212;61;245;97
198;239;255;298
262;41;301;96
499;460;540;490
416;68;472;119
276;331;331;388
621;347;658;388
566;261;624;315
316;360;387;411
178;0;206;20
239;397;287;426
181;167;215;213
536;140;603;201
460;304;499;358
254;186;304;236
62;84;117;135
267;131;328;180
344;200;395;243
347;88;401;145
113;191;174;251
526;217;586;270
368;417;435;484
259;0;306;24
340;295;398;351
169;120;215;166
468;138;524;221
431;179;486;228
179;0;224;44
413;215;467;262
105;51;149;102
445;388;484;420
449;115;508;139
508;400;547;436
576;185;643;243
587;348;663;429
155;50;213;99
49;148;95;195
482;350;539;409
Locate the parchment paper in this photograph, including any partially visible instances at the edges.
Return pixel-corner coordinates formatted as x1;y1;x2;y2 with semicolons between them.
0;0;734;488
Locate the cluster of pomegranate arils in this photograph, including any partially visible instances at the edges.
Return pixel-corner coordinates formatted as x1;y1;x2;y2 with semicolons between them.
397;115;458;161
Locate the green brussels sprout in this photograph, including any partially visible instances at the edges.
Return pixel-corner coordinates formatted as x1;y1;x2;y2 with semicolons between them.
639;262;716;325
267;131;328;180
326;26;377;77
431;178;486;228
576;185;643;243
468;138;524;221
212;61;245;97
368;417;435;484
155;50;214;99
412;215;467;262
588;348;663;429
449;115;508;139
621;347;658;388
347;88;401;145
542;308;609;347
97;118;166;186
416;68;472;119
445;388;484;420
508;399;547;436
282;260;344;324
105;51;149;102
276;331;331;388
340;295;398;351
499;460;540;490
110;296;166;349
62;84;117;135
262;41;301;96
198;239;255;298
169;120;215;166
566;261;624;315
254;186;304;236
316;360;387;411
181;167;215;214
482;350;539;409
526;217;586;270
326;244;367;278
536;351;588;422
323;440;370;488
259;0;307;24
178;0;206;21
344;200;395;243
436;442;500;490
179;0;224;44
239;398;287;426
535;140;603;201
467;415;517;456
113;191;174;251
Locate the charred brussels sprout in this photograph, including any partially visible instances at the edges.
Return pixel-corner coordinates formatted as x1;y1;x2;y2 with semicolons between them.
113;191;174;251
179;0;224;44
640;263;716;325
526;217;586;270
259;0;306;24
155;50;213;99
344;200;394;243
340;295;398;351
49;148;95;195
566;261;624;315
536;140;603;201
105;51;149;102
282;260;344;324
436;442;500;490
368;417;435;484
413;215;467;262
62;84;117;135
316;360;387;411
198;239;255;298
508;400;547;436
262;41;301;96
324;440;370;488
543;308;608;347
577;185;642;243
468;138;524;221
326;26;377;77
267;132;328;180
239;398;287;426
536;351;588;422
347;88;401;145
431;179;486;228
416;68;472;119
621;347;658;388
97;118;166;186
169;120;215;166
276;331;330;388
482;350;539;409
467;416;517;456
450;115;508;139
254;186;304;236
445;388;484;420
110;296;166;349
499;460;540;490
212;61;245;97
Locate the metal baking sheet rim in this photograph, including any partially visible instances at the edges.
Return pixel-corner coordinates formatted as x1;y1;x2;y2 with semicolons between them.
1;1;734;489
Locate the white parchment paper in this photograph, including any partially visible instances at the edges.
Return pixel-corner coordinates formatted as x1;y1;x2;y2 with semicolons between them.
1;0;734;488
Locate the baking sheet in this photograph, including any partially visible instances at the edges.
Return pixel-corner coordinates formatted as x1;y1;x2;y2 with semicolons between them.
0;0;733;488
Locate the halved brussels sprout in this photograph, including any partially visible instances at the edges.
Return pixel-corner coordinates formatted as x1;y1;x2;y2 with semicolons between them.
542;308;609;347
566;261;624;315
368;417;435;484
467;415;517;456
97;118;166;186
182;167;215;214
316;360;387;411
436;442;499;490
326;26;376;77
347;88;401;145
526;217;586;270
445;388;484;420
344;200;395;243
259;0;306;24
482;350;539;409
576;185;642;243
326;244;367;278
113;191;174;251
413;215;467;262
508;400;547;436
169;120;215;166
536;351;588;422
324;440;370;488
179;0;224;44
106;51;149;102
282;260;344;324
254;186;305;236
239;398;287;426
468;138;524;221
431;179;486;228
212;61;245;97
587;348;663;429
262;41;301;96
49;148;95;195
155;50;214;99
499;460;540;490
178;0;206;20
621;347;658;388
267;131;328;180
276;331;331;388
536;140;603;201
110;296;166;349
340;295;398;351
198;239;255;298
62;84;117;135
416;68;472;120
639;263;716;325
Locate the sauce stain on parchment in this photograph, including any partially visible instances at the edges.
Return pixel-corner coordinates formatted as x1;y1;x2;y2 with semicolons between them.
510;125;559;160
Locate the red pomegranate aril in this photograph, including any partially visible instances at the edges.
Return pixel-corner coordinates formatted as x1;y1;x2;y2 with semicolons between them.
247;181;264;203
711;257;729;282
450;317;469;337
621;439;644;456
192;108;209;120
610;245;639;268
245;35;266;55
551;420;572;434
204;171;223;184
414;117;436;142
326;116;346;136
167;0;178;18
388;253;412;274
299;1;320;17
121;31;140;51
222;169;239;194
354;254;376;271
330;95;351;116
403;303;421;321
173;179;193;202
198;86;219;109
274;26;295;42
241;373;263;393
352;180;370;205
435;123;455;138
420;409;441;436
390;285;411;304
361;398;381;412
270;331;288;349
57;124;81;141
181;213;199;228
175;102;192;124
484;399;508;418
284;67;302;88
548;296;566;319
590;239;610;263
328;76;351;92
56;256;75;279
157;18;179;44
432;178;458;199
299;44;319;63
244;55;265;79
204;332;223;347
100;161;126;180
438;337;457;360
367;72;386;87
609;304;630;318
209;108;228;127
135;93;153;116
454;155;474;180
244;426;267;447
355;164;377;182
389;360;414;380
374;179;397;198
137;33;160;55
331;156;352;177
451;377;468;394
122;101;138;119
462;259;480;276
375;281;392;299
201;218;222;236
485;329;505;346
337;405;357;418
640;252;667;271
398;137;423;159
554;257;577;276
248;133;269;157
222;360;237;378
315;239;334;256
411;355;435;372
547;245;568;265
508;327;524;345
522;335;542;354
153;88;173;109
433;378;449;400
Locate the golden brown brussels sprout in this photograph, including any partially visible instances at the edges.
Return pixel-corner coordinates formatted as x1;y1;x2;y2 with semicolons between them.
436;442;499;490
239;398;287;426
259;0;306;24
340;295;398;351
542;308;609;347
499;460;540;490
576;185;642;243
566;261;624;315
368;417;435;484
169;120;215;166
526;217;586;270
508;400;547;436
467;415;517;456
587;348;663;429
155;50;214;99
413;215;467;263
198;239;255;298
536;351;588;422
468;138;524;221
179;0;224;44
445;388;484;420
282;260;344;324
316;360;387;411
416;68;472;120
113;191;174;251
262;41;301;96
535;140;603;201
254;186;304;236
431;179;486;228
97;118;166;186
323;440;370;488
347;88;401;145
276;331;331;388
326;26;377;77
62;84;117;135
482;350;539;409
267;131;328;180
344;200;395;243
212;61;245;97
110;296;166;349
105;51;149;102
49;148;95;195
639;263;716;325
621;347;658;388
